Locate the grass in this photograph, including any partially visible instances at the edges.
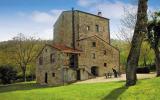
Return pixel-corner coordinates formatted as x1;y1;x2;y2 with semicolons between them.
0;78;160;100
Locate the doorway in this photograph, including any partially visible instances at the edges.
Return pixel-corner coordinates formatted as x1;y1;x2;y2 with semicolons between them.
91;66;98;76
45;72;48;83
77;70;81;80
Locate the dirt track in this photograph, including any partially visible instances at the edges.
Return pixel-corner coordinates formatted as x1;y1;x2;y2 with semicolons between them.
75;73;156;84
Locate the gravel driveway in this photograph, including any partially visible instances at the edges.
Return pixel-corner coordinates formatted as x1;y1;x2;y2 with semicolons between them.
75;73;156;84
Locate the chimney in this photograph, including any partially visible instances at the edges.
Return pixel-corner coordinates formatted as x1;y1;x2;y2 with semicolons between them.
98;12;102;16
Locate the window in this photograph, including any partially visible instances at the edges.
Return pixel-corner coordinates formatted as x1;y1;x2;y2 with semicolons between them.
104;50;107;55
67;53;69;56
92;42;96;47
92;53;96;59
39;57;43;65
45;49;47;52
104;63;107;67
50;53;55;63
86;25;90;31
52;73;55;77
96;25;99;32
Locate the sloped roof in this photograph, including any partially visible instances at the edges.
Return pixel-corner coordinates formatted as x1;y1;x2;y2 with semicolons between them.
47;44;83;54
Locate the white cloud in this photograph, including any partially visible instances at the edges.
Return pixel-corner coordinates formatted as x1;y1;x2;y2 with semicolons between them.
77;0;138;39
77;0;100;7
0;9;63;41
30;9;63;24
31;11;53;23
95;1;137;19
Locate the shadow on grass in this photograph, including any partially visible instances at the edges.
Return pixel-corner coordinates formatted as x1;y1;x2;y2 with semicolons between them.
0;82;56;93
102;86;128;100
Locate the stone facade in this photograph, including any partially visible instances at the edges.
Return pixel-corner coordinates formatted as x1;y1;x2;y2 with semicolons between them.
36;10;120;85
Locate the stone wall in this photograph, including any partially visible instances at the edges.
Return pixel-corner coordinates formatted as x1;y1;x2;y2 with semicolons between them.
77;11;110;43
78;36;120;77
53;10;110;48
36;45;76;85
54;11;73;47
37;10;120;85
63;68;77;83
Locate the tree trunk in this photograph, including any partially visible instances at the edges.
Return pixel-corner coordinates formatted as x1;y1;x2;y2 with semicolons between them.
22;66;26;82
154;47;160;77
126;0;148;86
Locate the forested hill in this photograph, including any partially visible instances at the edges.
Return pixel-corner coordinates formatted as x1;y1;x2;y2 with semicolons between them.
0;39;155;76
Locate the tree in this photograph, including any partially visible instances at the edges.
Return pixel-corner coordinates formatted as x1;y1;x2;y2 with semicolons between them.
0;65;17;84
147;11;160;76
118;7;137;46
12;33;40;81
126;0;148;86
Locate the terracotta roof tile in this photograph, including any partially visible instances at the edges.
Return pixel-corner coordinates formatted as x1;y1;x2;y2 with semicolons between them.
47;43;83;54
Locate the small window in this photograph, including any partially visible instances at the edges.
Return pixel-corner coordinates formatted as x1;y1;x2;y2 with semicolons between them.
92;53;96;59
104;50;107;55
67;53;69;56
92;42;96;47
45;49;47;52
104;63;107;67
86;26;90;31
50;53;55;63
52;73;55;77
96;25;99;32
39;57;43;65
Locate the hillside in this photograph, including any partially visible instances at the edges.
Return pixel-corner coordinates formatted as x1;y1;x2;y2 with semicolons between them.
0;39;155;76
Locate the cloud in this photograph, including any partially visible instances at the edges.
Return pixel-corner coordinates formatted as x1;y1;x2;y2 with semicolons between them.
0;9;63;41
30;9;63;24
77;0;158;39
77;0;100;7
30;11;53;23
77;0;138;39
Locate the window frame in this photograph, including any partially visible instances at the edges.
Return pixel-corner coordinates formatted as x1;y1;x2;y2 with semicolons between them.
50;53;55;64
104;63;107;67
52;73;55;77
92;42;96;47
96;25;99;32
86;25;90;31
39;56;43;65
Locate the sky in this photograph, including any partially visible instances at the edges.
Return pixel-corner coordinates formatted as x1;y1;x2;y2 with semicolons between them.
0;0;160;41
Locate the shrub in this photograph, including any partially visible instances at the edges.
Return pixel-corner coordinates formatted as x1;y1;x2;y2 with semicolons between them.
0;65;17;84
137;67;150;73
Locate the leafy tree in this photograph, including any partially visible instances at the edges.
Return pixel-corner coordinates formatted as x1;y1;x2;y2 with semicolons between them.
147;11;160;76
126;0;148;86
0;65;17;84
11;33;41;81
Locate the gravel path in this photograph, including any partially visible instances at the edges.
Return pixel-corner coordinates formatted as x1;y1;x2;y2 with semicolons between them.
75;73;156;84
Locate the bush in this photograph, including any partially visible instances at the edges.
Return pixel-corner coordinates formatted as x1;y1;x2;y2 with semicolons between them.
149;64;156;71
0;65;17;84
137;67;150;73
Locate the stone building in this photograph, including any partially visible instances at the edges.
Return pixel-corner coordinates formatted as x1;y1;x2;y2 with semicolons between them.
36;10;120;85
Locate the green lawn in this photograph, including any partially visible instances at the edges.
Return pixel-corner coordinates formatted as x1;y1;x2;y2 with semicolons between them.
0;78;160;100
